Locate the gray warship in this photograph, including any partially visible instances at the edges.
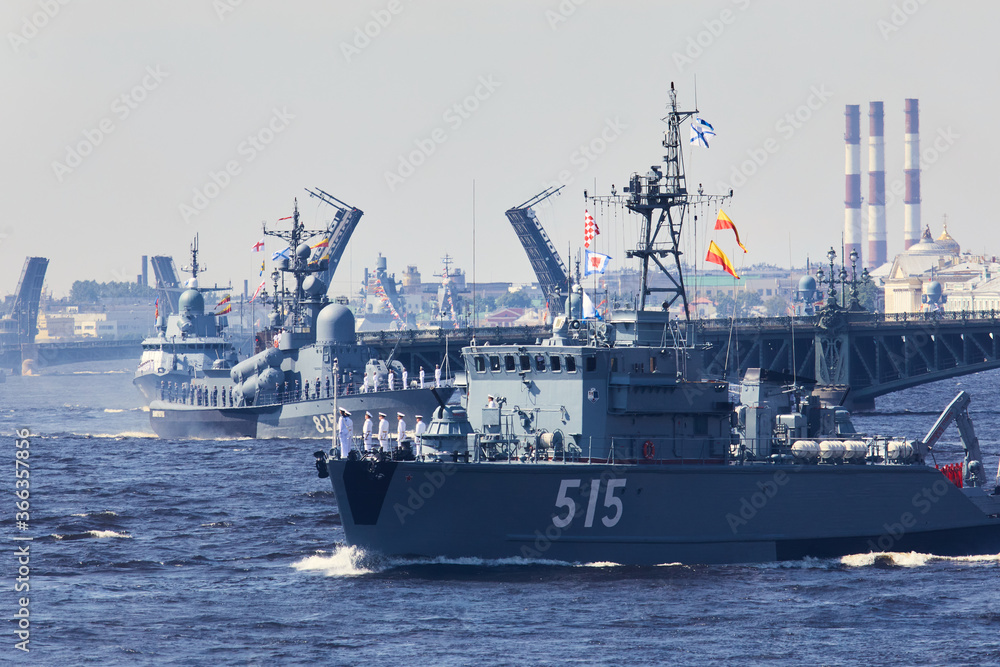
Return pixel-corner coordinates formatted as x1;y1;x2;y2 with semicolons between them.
145;190;453;439
134;236;240;404
315;86;1000;565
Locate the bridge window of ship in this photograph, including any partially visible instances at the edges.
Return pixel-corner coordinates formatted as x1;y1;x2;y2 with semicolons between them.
489;355;501;371
550;356;561;372
565;356;577;373
474;355;486;372
535;354;546;371
504;355;516;372
585;356;596;372
610;357;619;372
519;355;531;371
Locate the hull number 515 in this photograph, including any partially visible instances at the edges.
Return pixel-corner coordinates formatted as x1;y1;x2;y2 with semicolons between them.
552;478;626;529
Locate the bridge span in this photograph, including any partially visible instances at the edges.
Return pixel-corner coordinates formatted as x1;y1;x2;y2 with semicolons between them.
362;310;1000;410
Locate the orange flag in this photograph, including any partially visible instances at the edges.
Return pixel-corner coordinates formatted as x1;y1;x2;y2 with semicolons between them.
706;240;740;279
714;210;747;253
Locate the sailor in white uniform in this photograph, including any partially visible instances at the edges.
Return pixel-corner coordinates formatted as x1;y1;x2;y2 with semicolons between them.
377;412;390;451
434;364;442;388
337;408;353;458
362;411;374;451
387;370;395;391
413;415;427;459
419;366;425;389
401;368;408;390
396;412;407;452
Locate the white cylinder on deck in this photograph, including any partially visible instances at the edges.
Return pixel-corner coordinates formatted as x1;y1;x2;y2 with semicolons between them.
791;439;819;460
819;440;846;460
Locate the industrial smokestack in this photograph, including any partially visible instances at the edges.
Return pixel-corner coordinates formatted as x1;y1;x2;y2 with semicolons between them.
867;101;886;269
844;105;862;265
141;255;148;287
903;98;921;250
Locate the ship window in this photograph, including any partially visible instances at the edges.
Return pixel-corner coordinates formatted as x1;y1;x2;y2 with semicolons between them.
550;355;561;372
585;356;596;372
489;355;501;371
474;355;486;372
610;357;618;372
565;356;577;372
504;355;516;371
535;354;546;371
520;355;531;371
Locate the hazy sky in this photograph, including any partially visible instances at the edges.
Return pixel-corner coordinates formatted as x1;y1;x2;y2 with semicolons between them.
3;0;998;298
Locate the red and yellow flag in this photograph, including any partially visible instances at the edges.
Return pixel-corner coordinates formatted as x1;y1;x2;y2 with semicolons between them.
714;210;747;253
706;240;740;279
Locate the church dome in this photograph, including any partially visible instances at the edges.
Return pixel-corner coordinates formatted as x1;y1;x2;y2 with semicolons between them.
936;219;960;255
904;226;949;257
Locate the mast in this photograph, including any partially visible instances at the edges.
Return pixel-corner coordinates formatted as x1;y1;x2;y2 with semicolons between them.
593;83;730;318
263;198;329;332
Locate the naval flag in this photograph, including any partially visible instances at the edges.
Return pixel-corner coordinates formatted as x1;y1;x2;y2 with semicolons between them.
690;117;716;148
584;249;611;276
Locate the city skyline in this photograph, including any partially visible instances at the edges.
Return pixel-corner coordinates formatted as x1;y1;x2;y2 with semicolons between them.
2;1;996;297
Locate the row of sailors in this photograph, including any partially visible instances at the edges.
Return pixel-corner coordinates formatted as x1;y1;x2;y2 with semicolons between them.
335;409;428;459
160;381;235;406
158;363;445;406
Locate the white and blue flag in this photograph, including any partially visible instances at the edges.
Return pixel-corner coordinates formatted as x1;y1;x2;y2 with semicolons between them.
584;249;611;276
271;246;291;261
690;117;716;148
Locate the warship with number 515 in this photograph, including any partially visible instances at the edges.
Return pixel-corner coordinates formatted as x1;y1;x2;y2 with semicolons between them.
315;85;1000;565
140;188;452;439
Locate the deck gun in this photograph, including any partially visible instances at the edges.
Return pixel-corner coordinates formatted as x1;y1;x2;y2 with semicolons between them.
919;391;987;488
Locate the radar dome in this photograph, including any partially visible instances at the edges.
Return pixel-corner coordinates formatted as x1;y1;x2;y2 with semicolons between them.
798;275;817;293
316;303;356;344
296;243;311;259
302;275;327;296
923;281;943;298
178;289;205;315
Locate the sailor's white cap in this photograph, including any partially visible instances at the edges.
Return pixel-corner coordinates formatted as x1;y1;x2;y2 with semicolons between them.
415;415;423;419
378;412;386;417
397;412;405;417
340;408;350;416
365;411;372;418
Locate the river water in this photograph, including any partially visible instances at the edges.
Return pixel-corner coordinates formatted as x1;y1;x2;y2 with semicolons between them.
2;361;999;665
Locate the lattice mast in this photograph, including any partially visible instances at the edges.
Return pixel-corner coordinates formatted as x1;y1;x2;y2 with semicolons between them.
609;83;730;318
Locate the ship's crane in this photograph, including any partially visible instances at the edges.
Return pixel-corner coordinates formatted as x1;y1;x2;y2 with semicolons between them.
920;391;987;488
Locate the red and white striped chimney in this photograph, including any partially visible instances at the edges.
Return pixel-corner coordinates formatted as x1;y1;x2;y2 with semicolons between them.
844;105;862;264
903;98;921;250
867;101;886;269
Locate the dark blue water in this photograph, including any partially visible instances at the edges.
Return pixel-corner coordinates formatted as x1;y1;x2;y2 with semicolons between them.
3;362;1000;665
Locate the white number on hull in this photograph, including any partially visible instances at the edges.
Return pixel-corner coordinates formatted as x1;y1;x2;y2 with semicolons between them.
312;413;338;433
553;478;626;529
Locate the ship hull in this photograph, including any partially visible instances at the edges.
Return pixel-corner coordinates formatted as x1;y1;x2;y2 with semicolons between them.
149;388;452;439
325;460;1000;565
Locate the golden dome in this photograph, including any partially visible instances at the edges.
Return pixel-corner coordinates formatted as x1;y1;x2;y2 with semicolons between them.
936;217;960;255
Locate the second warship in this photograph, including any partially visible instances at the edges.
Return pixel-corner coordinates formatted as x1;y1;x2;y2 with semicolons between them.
144;190;453;439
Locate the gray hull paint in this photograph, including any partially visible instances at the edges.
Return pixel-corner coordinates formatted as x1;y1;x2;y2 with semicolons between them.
327;460;1000;565
149;388;450;439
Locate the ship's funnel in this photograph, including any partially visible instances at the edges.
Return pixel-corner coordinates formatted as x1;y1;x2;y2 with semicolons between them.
844;105;862;265
867;101;886;269
904;98;921;250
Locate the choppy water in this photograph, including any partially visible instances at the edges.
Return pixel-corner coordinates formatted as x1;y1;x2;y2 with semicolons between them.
3;361;1000;665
